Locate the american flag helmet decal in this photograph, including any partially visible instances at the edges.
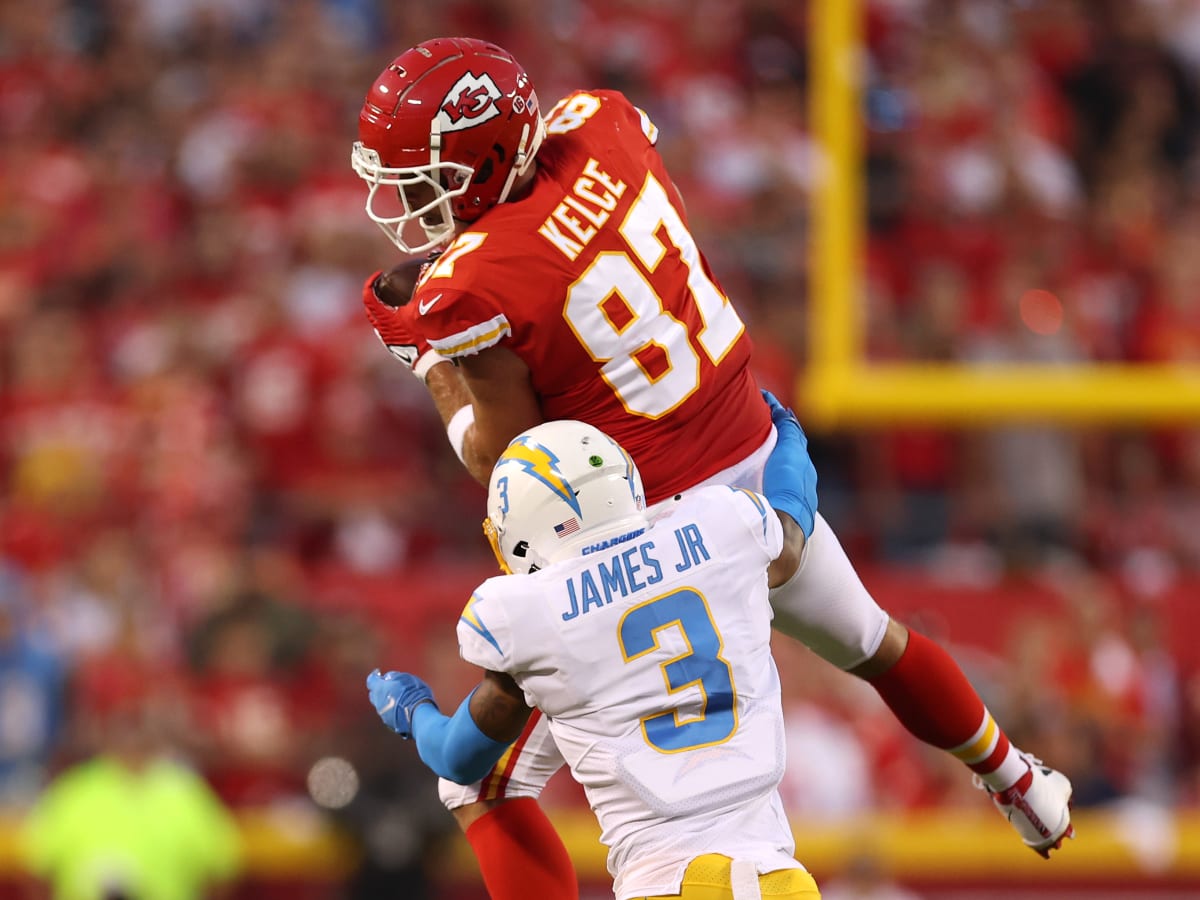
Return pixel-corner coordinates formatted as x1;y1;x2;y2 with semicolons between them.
553;518;580;538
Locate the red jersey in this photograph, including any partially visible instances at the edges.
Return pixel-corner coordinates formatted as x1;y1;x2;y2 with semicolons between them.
414;90;770;504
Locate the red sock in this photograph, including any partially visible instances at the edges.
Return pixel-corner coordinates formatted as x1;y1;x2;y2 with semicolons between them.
464;797;579;900
868;629;1025;789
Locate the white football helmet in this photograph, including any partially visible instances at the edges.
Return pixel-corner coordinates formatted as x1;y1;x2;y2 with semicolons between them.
484;421;647;575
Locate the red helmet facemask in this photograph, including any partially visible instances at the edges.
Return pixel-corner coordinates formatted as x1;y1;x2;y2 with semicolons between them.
351;37;545;254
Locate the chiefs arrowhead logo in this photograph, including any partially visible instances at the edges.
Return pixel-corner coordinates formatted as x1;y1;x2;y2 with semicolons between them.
438;72;503;132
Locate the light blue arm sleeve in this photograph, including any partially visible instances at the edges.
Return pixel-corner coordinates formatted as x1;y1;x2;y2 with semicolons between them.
412;688;511;785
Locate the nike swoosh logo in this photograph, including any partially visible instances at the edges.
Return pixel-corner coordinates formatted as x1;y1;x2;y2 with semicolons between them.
418;293;443;315
380;697;397;715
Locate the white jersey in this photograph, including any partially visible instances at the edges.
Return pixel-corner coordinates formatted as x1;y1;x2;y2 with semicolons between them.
456;486;803;898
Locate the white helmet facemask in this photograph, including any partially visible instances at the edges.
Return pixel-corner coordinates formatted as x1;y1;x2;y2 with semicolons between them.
484;421;647;575
351;116;544;255
350;141;471;255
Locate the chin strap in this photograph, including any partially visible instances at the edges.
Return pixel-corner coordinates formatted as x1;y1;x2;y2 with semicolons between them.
482;518;513;575
496;116;546;207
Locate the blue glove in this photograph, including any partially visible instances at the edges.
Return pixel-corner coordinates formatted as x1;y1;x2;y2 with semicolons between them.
367;669;438;740
366;671;511;783
762;389;789;423
761;390;818;538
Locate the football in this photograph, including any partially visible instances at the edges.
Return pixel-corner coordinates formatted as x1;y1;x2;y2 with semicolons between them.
373;256;434;308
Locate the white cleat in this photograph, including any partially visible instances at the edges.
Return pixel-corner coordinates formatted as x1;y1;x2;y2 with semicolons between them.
982;752;1075;858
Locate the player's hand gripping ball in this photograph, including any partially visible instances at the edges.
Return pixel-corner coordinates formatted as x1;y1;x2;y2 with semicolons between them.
362;253;442;375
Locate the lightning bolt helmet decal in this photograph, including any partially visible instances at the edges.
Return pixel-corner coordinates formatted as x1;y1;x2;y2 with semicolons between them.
496;436;583;517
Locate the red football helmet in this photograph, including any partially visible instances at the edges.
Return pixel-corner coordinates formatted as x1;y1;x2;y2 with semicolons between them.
351;37;545;254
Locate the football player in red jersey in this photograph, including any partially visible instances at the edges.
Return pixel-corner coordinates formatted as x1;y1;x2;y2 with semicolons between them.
351;37;1073;900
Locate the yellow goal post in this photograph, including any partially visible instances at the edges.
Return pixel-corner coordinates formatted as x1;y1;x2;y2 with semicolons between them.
803;0;1200;427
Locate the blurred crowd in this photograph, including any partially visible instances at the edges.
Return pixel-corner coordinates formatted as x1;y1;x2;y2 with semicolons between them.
2;0;1200;894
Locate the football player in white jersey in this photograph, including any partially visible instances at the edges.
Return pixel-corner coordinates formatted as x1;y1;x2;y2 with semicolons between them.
368;403;822;900
356;38;1074;899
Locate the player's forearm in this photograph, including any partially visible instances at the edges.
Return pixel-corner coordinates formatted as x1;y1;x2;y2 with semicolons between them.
412;690;510;784
768;512;806;588
423;362;493;484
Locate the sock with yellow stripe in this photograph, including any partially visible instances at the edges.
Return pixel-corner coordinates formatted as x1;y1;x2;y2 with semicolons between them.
867;629;1028;792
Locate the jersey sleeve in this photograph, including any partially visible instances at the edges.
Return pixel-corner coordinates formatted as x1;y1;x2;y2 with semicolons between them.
416;285;512;358
721;485;785;564
411;234;514;358
455;577;515;673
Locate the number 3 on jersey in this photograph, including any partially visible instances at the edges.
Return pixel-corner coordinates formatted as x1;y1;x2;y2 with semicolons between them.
563;175;746;418
618;589;737;753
